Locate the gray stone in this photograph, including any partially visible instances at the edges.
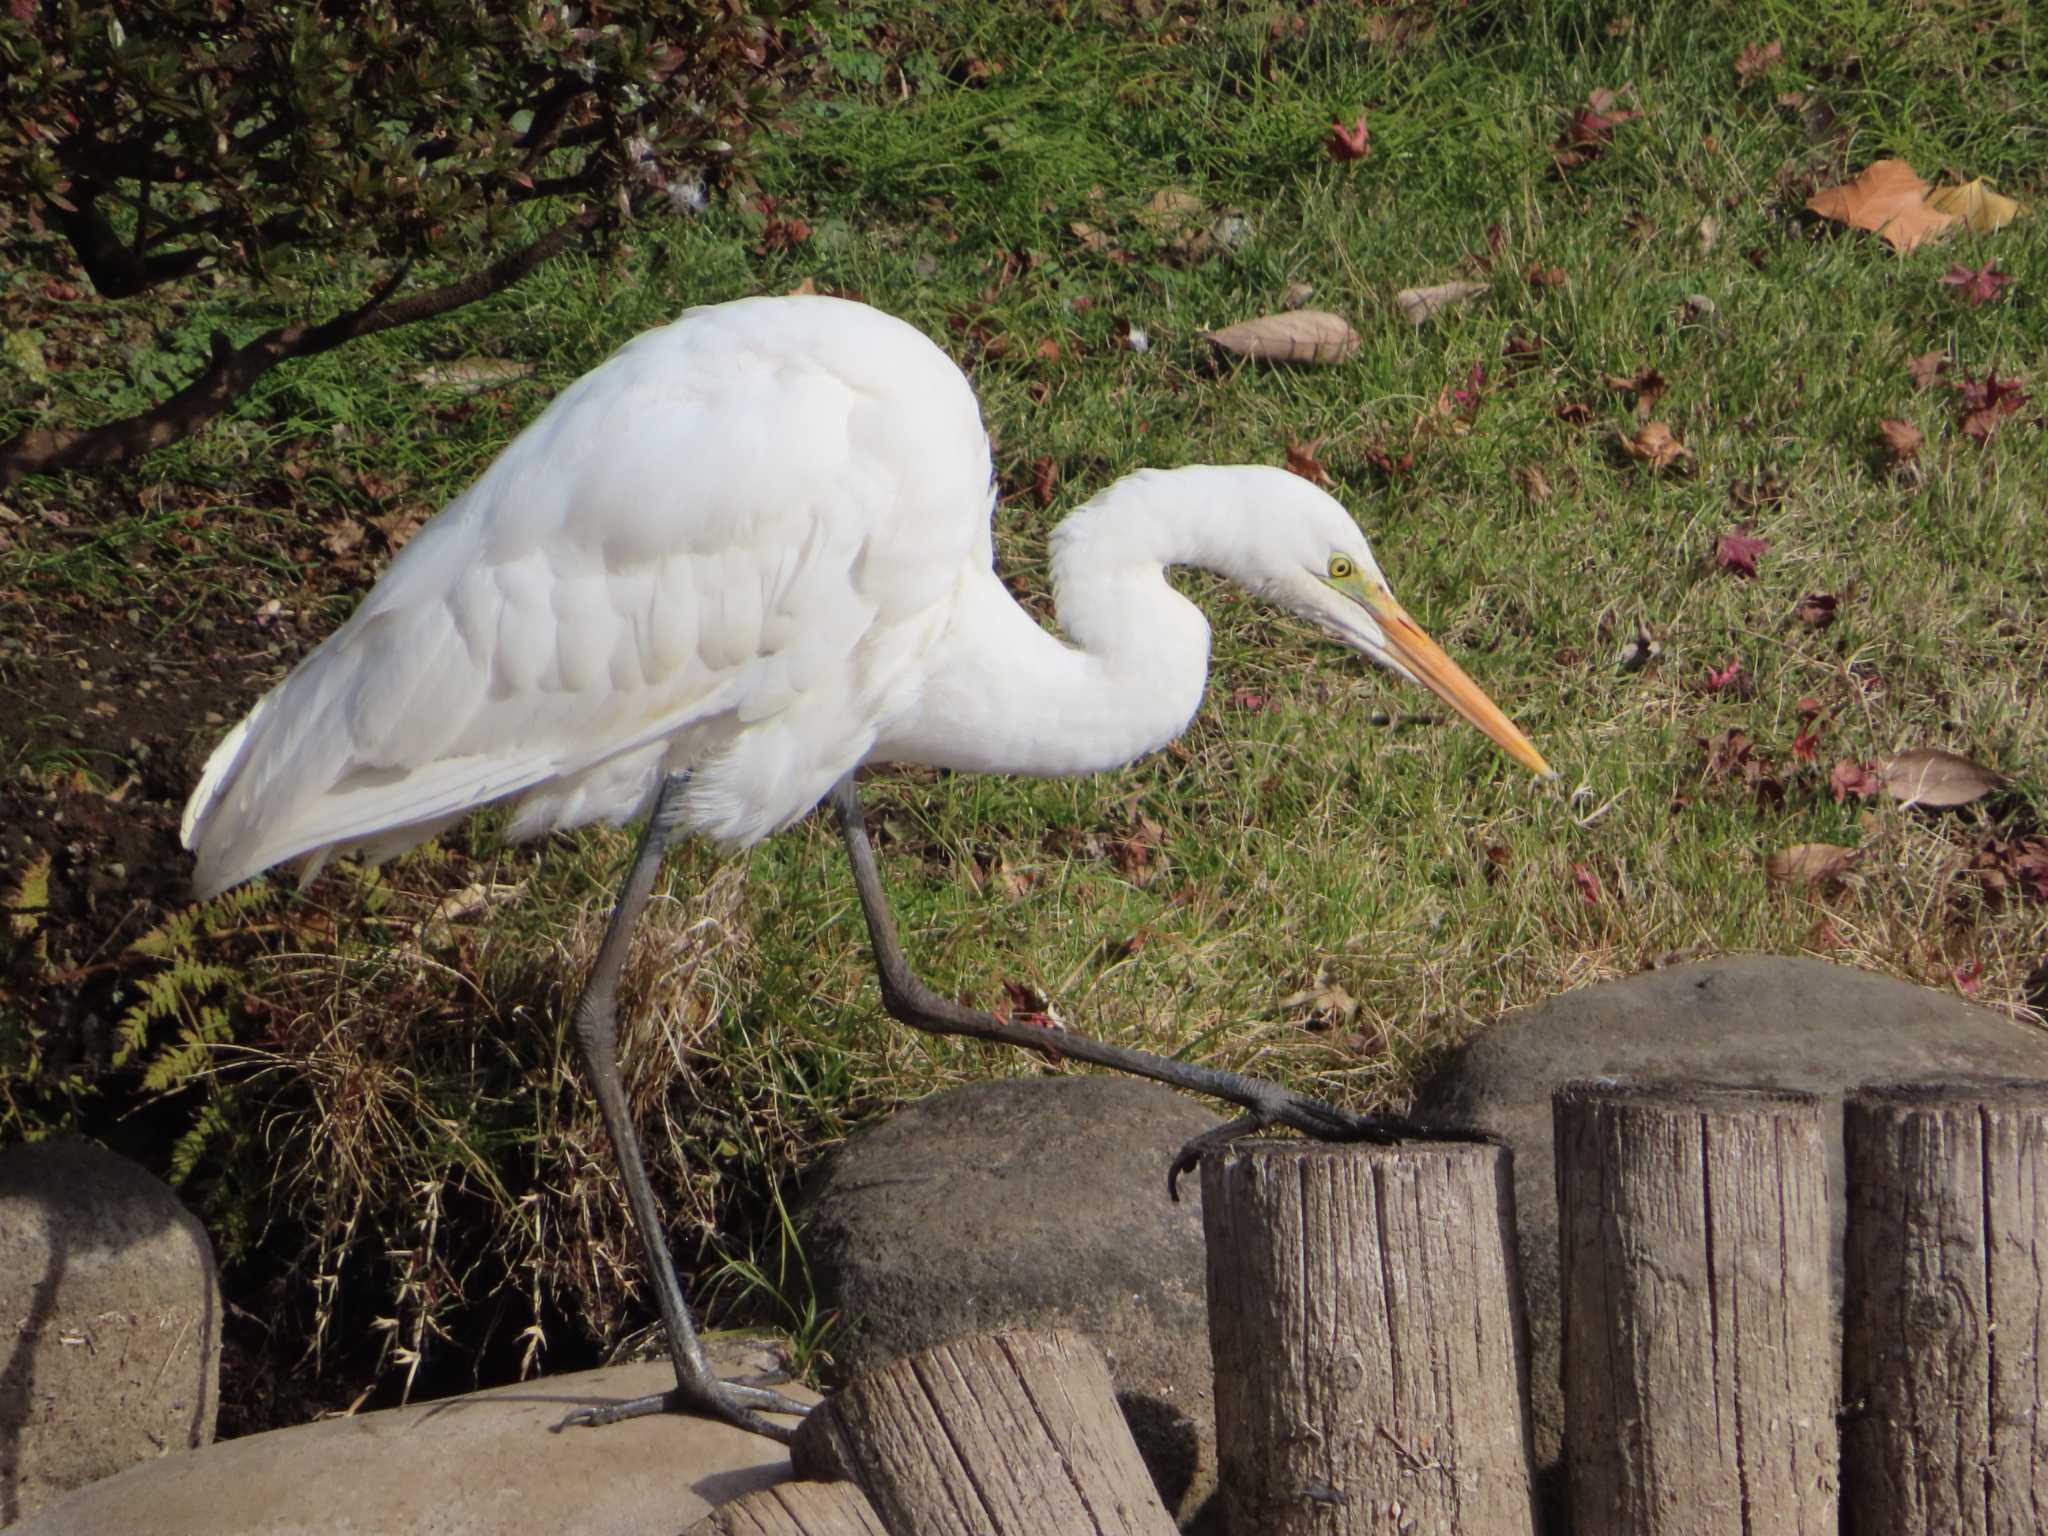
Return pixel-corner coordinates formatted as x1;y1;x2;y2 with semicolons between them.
15;1346;814;1535
795;1075;1222;1527
1411;955;2048;1483
0;1140;220;1528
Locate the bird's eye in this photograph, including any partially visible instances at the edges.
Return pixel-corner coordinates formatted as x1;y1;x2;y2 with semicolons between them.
1327;554;1355;579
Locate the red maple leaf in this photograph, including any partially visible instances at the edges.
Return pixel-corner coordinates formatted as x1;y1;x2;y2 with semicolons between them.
1571;861;1603;905
1325;114;1371;161
1715;527;1770;576
1792;720;1824;763
1704;657;1742;692
1941;261;2012;308
1955;370;2030;443
1830;758;1882;801
1562;86;1641;148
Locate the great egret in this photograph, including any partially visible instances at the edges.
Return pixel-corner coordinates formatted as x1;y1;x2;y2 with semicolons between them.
181;293;1551;1440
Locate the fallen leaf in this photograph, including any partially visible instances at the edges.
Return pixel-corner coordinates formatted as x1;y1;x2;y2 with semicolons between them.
1284;436;1332;485
1554;84;1641;169
1806;159;1956;253
1621;421;1689;470
1830;758;1881;801
1280;974;1360;1029
1695;214;1720;253
1280;281;1316;308
1766;842;1860;888
1792;720;1824;762
1602;367;1668;417
1955;370;2030;443
1032;455;1059;507
1941;260;2012;308
1927;177;2023;235
322;518;367;558
1203;310;1361;364
1735;39;1783;83
1396;280;1489;325
1364;442;1415;477
1905;351;1949;391
1952;959;1983;997
1879;747;2006;808
1876;418;1923;465
1716;527;1770;576
1703;657;1743;693
1516;465;1553;503
1230;687;1268;712
785;276;819;296
1525;262;1568;289
1325;114;1371;161
1571;861;1603;905
1794;592;1838;629
409;358;536;394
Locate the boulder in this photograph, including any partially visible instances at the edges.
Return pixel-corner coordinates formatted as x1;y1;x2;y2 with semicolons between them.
795;1075;1223;1528
15;1344;813;1535
0;1139;220;1527
1412;955;2048;1485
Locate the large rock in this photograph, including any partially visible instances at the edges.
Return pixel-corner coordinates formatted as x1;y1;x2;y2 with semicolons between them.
16;1345;813;1535
1412;955;2048;1485
795;1075;1223;1527
0;1140;220;1527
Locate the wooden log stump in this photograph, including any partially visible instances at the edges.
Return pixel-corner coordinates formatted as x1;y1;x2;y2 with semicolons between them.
685;1480;890;1535
788;1328;1176;1536
1200;1139;1537;1536
1842;1079;2048;1536
1555;1082;1836;1536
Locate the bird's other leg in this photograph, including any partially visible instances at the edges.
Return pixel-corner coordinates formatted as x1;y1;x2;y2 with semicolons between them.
560;771;809;1441
826;775;1483;1199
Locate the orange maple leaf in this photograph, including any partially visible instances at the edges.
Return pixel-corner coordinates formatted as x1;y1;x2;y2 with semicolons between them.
1806;160;1956;253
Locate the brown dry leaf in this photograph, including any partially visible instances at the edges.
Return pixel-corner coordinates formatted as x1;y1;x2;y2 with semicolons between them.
1877;418;1923;464
1766;843;1861;888
1735;39;1783;83
1284;436;1332;485
1905;351;1949;391
1621;421;1689;470
409;358;536;394
1927;178;2023;235
1137;186;1205;231
785;276;820;296
1395;280;1488;326
1203;310;1361;365
1879;747;2006;808
1280;281;1316;309
1806;160;1956;253
1516;465;1553;503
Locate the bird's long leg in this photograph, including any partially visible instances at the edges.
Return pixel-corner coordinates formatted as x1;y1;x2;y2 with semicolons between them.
561;771;810;1440
827;775;1479;1197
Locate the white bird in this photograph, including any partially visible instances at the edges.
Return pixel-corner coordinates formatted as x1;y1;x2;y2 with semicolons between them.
181;294;1551;1439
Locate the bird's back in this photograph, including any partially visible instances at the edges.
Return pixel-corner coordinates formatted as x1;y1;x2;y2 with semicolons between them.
182;296;995;897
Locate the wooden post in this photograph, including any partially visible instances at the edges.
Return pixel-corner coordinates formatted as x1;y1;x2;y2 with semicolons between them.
788;1329;1176;1536
1200;1139;1537;1536
1555;1082;1836;1536
1841;1080;2048;1536
685;1481;890;1535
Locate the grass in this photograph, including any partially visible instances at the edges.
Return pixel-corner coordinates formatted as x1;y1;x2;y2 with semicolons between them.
3;0;2045;1421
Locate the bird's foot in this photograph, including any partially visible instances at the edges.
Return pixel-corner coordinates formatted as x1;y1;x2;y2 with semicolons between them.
1167;1097;1492;1200
562;1376;811;1443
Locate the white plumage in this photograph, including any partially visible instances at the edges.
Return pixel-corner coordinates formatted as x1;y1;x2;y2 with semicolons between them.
183;294;1549;899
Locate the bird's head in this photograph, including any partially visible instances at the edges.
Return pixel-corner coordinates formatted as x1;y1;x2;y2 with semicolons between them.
1238;469;1554;780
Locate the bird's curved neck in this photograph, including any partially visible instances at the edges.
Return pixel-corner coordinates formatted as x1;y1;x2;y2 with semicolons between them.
876;468;1262;778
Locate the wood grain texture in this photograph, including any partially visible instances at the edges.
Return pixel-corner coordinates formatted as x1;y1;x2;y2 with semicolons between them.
1842;1080;2048;1536
1200;1140;1537;1535
1555;1082;1836;1536
684;1480;891;1536
788;1329;1176;1536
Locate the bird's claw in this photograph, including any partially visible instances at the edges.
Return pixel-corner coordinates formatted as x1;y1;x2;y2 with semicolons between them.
1166;1097;1496;1201
559;1379;811;1442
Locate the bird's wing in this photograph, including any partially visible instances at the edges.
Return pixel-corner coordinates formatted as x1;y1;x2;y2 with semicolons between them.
183;296;994;896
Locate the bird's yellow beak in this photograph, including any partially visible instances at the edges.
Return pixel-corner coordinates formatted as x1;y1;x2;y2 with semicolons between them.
1339;576;1554;779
